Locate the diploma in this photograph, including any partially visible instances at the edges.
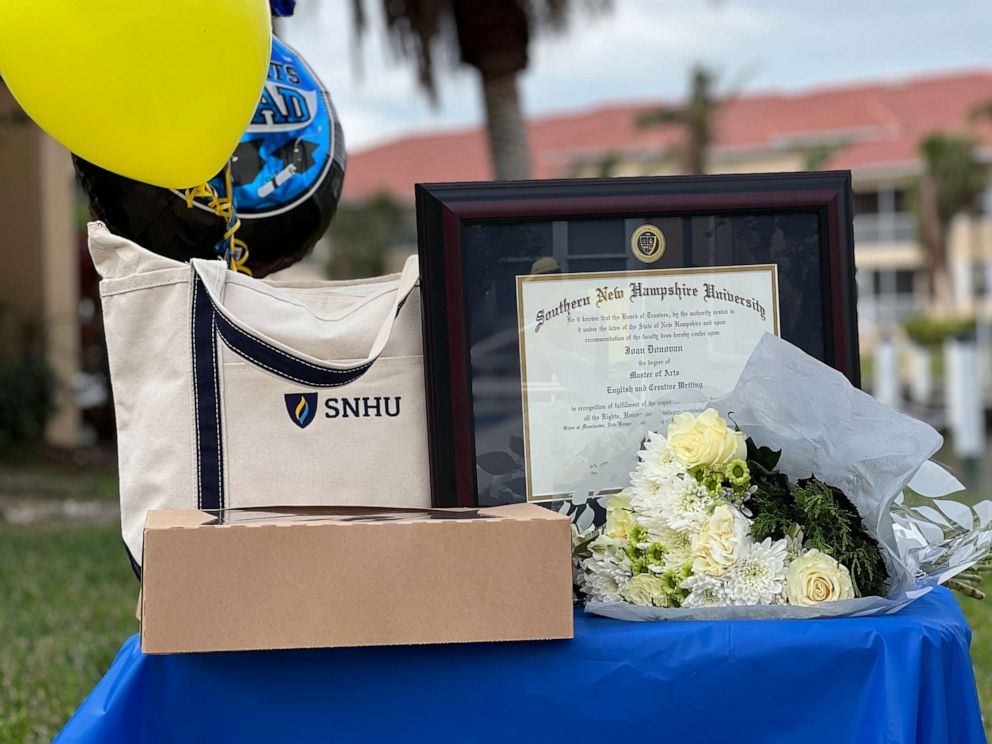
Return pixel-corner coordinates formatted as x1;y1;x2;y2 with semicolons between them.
516;265;779;502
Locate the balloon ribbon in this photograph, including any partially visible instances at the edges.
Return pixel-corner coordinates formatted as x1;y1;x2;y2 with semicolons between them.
184;162;252;276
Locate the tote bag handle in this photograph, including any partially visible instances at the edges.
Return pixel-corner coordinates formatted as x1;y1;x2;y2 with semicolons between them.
188;256;420;511
190;255;420;388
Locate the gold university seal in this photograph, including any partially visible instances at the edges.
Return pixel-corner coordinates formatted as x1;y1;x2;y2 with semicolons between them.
630;225;666;263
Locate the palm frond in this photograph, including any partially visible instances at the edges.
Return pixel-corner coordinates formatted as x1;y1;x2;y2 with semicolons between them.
351;0;611;102
533;0;611;33
635;108;686;130
970;100;992;123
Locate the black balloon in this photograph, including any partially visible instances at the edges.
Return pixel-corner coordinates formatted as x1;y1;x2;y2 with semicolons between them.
76;36;345;278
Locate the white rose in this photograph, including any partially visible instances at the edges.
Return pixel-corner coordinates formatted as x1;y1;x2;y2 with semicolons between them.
691;503;751;576
667;408;746;470
785;549;855;606
622;573;670;607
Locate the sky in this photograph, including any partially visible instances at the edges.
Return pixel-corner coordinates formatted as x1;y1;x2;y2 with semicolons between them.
281;0;992;152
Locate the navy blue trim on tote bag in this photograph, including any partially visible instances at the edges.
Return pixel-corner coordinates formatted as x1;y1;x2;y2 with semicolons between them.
189;273;405;510
191;276;225;511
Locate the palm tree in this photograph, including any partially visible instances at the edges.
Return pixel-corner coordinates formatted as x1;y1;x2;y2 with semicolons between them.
913;134;987;314
635;65;719;176
971;100;992;123
351;0;608;181
328;193;416;278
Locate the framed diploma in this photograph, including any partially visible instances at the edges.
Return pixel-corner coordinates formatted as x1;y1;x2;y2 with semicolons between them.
416;171;858;514
517;264;778;502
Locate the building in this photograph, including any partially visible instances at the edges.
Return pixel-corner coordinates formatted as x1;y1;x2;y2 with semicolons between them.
344;70;992;341
2;70;991;448
0;84;80;449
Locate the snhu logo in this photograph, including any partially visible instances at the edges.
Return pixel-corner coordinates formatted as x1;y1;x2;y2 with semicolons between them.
284;392;318;429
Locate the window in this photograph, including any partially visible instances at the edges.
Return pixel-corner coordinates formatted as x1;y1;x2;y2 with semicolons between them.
981;186;992;217
894;270;915;296
973;263;990;297
853;190;879;216
871;270;883;296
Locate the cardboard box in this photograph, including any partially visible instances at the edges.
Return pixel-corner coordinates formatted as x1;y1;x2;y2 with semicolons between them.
140;504;574;654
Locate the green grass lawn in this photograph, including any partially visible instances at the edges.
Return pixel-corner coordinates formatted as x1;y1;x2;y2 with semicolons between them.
961;594;992;734
1;520;991;741
0;523;138;742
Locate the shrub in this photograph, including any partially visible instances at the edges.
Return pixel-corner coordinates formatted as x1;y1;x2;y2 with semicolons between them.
0;308;55;457
903;315;976;346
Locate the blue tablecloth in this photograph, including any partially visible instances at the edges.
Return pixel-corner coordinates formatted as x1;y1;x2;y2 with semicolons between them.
57;587;985;743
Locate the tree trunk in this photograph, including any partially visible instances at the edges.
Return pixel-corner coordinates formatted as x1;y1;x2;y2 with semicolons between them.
479;71;532;181
930;257;955;316
919;173;955;315
685;127;706;175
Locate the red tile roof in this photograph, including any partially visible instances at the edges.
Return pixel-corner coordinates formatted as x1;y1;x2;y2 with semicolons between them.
343;70;992;201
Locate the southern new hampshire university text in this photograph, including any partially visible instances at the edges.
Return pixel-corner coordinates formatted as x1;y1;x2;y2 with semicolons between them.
533;280;769;333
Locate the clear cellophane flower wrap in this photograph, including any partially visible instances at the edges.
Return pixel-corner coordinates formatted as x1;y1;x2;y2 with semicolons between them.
586;333;992;621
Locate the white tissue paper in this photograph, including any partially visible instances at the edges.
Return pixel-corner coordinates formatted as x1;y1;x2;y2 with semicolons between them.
586;334;992;621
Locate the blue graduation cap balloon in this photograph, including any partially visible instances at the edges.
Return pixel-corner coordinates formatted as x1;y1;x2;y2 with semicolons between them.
75;36;346;277
270;0;297;16
211;37;343;221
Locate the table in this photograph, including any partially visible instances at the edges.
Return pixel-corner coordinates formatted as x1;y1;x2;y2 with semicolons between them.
56;587;985;743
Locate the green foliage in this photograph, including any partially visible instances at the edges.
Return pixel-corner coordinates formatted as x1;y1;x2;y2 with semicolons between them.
914;134;986;229
748;471;796;543
794;478;888;598
904;314;976;346
0;308;55;458
971;99;992;123
636;64;719;175
327;193;416;279
352;0;610;99
571;533;597;558
745;437;888;598
746;438;782;472
0;358;54;457
746;438;795;541
800;143;840;172
591;151;621;178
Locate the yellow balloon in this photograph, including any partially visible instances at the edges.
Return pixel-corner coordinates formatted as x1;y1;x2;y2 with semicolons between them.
0;0;271;188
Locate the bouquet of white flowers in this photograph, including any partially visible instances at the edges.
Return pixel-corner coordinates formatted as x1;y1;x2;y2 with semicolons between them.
575;407;883;609
574;335;992;620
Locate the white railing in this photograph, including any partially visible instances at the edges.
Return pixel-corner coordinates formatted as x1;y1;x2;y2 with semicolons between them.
853;212;917;244
858;294;921;333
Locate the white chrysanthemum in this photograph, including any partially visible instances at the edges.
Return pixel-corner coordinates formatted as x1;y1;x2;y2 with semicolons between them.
644;523;693;572
627;470;667;535
680;572;729;608
579;567;628;603
636;431;683;483
622;573;670;607
630;465;711;535
726;538;788;605
578;535;632;603
658;472;714;533
628;468;664;505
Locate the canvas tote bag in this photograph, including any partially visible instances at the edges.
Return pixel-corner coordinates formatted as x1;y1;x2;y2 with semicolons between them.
89;222;430;569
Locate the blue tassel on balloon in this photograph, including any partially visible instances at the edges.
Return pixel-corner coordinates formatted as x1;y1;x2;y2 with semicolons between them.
270;0;296;16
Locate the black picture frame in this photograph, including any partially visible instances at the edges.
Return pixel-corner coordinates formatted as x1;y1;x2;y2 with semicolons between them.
416;171;859;508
